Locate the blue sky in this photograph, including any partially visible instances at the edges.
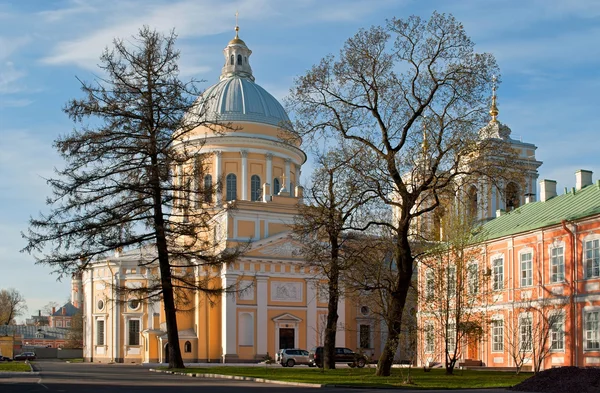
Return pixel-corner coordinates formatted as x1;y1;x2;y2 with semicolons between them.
1;0;599;320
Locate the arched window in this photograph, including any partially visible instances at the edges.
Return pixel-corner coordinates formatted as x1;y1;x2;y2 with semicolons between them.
244;56;247;64
184;341;192;353
237;54;242;65
273;178;280;195
226;174;237;201
251;175;261;201
467;186;478;220
506;182;520;211
203;174;213;203
229;55;234;65
289;182;295;197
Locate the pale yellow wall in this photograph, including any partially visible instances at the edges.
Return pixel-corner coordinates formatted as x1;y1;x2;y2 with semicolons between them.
0;336;14;358
237;220;255;238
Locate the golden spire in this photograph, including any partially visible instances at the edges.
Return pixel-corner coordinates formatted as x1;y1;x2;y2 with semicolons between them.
235;10;239;38
489;75;499;122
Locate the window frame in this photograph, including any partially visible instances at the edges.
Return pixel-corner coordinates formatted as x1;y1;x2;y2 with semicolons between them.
250;174;261;201
226;173;237;201
468;262;479;295
425;269;435;301
128;318;141;346
550;313;565;352
203;174;213;203
519;313;533;352
584;311;600;351
520;250;533;287
550;245;565;283
96;319;105;346
492;257;504;291
584;238;600;279
492;319;504;352
425;323;435;353
359;324;371;349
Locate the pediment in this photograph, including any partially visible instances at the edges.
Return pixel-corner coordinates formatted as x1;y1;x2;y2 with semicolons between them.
245;232;305;259
272;313;303;323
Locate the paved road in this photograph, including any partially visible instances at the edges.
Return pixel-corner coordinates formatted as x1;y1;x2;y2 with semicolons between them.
0;360;513;393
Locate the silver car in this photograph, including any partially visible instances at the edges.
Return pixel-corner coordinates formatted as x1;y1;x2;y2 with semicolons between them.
277;348;313;367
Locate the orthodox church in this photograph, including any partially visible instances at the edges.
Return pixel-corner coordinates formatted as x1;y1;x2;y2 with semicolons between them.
81;27;380;364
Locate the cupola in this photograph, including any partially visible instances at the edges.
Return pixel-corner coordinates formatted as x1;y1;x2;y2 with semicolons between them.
220;24;254;81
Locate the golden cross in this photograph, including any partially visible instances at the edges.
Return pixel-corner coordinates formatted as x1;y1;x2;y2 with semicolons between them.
281;173;286;187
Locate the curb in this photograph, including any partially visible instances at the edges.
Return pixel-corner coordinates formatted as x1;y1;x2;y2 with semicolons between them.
149;368;323;388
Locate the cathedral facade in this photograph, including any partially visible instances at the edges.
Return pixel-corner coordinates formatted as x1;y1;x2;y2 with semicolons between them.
81;29;382;364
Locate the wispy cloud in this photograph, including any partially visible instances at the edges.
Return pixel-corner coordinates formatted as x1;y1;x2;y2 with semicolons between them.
0;61;26;94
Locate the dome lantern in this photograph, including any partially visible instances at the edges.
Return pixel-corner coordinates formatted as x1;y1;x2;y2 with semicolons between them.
221;22;254;82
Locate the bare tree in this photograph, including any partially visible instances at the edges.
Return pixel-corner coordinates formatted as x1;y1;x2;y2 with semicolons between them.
0;288;27;325
288;12;515;375
293;145;376;369
41;301;60;317
22;26;242;368
64;311;84;349
418;202;492;375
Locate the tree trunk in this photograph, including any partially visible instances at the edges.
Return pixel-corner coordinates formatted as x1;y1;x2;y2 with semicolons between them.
152;155;184;369
376;227;413;377
324;270;340;370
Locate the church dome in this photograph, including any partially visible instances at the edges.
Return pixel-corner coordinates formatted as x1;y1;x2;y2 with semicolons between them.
189;26;291;128
197;76;291;128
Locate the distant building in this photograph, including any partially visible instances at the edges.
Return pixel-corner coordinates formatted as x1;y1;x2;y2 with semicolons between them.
0;325;71;350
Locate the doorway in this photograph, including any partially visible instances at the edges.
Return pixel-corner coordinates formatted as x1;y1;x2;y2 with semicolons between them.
164;343;169;364
279;328;295;349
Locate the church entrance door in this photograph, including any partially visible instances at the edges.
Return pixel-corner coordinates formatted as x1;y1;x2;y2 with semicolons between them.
279;328;295;349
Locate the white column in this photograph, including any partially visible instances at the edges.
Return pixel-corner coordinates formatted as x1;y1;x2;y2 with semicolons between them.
241;150;248;200
294;163;301;195
335;296;346;346
284;158;291;191
256;276;268;356
113;272;120;362
266;153;273;199
306;280;317;350
214;150;222;203
221;273;238;362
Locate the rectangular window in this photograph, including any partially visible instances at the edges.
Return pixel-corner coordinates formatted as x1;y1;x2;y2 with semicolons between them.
551;247;565;283
96;320;105;346
521;252;533;287
425;324;435;353
550;314;565;351
447;266;456;297
493;258;504;291
492;320;504;352
585;311;600;350
447;323;456;352
519;315;532;352
359;324;371;349
128;319;140;346
585;239;600;278
57;321;63;327
468;264;479;295
426;270;435;301
66;320;71;328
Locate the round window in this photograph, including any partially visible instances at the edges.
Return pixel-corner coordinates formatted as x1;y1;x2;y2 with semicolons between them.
97;299;104;311
128;299;140;310
360;306;369;316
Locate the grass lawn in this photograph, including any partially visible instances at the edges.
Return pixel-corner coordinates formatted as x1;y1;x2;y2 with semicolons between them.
0;362;32;372
161;366;532;389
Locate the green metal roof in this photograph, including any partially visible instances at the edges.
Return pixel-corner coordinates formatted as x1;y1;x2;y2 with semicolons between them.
475;181;600;241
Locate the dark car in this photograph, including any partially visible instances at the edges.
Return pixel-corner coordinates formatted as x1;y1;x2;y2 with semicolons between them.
13;352;36;361
308;346;367;368
0;355;13;362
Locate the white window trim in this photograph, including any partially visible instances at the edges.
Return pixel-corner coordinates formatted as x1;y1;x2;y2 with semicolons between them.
518;312;533;352
468;262;479;295
519;248;534;288
549;311;565;352
95;317;106;346
583;234;600;279
491;316;504;353
549;242;566;284
491;254;504;291
583;307;600;351
126;317;142;346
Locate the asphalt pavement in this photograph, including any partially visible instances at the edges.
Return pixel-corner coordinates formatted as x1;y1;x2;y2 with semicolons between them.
0;360;514;393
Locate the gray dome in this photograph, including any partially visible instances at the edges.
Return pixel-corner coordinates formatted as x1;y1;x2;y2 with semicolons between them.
197;76;291;127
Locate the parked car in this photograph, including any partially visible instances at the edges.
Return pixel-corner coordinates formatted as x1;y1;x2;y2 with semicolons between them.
0;355;13;362
308;346;367;368
276;348;313;367
13;352;36;361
